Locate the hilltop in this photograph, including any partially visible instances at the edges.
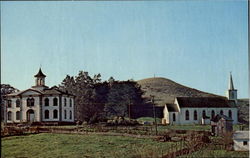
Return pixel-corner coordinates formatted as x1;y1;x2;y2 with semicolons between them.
137;77;219;106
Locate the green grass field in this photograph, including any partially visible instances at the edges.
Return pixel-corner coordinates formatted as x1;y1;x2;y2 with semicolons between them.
2;133;179;158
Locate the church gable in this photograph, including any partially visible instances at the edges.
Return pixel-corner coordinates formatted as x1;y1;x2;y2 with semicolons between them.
19;89;42;96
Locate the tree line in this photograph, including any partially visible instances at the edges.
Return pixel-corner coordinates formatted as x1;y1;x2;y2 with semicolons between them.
59;71;146;123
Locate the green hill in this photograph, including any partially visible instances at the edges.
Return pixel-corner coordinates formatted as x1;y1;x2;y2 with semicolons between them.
137;77;219;106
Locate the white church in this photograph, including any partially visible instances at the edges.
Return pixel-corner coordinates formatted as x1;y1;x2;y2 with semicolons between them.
162;73;238;125
4;68;75;124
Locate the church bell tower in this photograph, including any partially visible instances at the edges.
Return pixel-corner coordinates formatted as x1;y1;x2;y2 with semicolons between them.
226;72;237;103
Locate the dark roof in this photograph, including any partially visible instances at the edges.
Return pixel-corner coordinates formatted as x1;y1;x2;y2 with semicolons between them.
166;104;179;112
176;97;235;108
211;114;233;122
43;86;74;96
34;68;46;77
6;86;74;97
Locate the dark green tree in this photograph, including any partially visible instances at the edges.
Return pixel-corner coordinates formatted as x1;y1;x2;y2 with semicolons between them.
104;80;144;118
1;84;19;121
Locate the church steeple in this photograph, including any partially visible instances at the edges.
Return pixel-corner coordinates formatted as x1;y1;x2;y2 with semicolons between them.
228;72;234;90
34;68;46;86
226;72;237;103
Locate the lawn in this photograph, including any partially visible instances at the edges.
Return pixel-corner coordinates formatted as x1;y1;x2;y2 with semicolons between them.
2;133;179;158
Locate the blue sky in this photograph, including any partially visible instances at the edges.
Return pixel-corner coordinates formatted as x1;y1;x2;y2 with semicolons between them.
1;1;248;98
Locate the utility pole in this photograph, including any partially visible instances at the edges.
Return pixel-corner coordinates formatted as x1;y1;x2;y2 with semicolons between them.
151;95;158;135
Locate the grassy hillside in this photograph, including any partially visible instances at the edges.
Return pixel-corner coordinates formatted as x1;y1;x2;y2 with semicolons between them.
137;77;219;106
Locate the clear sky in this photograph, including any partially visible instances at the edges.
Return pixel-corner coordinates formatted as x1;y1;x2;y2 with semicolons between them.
1;1;248;98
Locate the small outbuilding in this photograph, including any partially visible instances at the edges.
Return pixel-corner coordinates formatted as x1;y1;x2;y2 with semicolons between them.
211;114;233;136
233;131;249;151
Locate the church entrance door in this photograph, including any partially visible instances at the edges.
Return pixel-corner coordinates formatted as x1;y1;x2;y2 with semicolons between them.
27;109;35;122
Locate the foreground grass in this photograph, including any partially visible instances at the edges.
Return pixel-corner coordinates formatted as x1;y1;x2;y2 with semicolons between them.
179;136;249;158
2;133;178;158
181;149;249;158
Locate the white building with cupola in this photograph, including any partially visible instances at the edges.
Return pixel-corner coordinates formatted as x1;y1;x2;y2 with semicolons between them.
4;68;75;124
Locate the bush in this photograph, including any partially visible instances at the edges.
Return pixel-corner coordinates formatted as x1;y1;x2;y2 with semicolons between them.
106;117;139;126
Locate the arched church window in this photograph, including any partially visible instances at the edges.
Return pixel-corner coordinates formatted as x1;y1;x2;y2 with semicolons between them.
228;110;232;118
202;110;206;119
16;111;20;120
45;110;49;119
69;111;72;120
64;110;67;119
173;113;176;121
53;110;58;119
16;99;20;107
211;110;215;119
194;110;198;120
7;111;12;121
220;110;224;115
185;110;189;120
64;98;67;107
45;98;49;106
53;98;58;106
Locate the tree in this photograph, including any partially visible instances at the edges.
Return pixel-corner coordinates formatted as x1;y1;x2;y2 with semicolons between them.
1;84;19;121
59;71;145;122
59;71;104;122
104;80;144;118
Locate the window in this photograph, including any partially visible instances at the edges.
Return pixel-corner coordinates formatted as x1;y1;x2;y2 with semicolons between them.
53;110;58;119
220;110;224;115
185;110;189;120
228;110;232;118
27;98;35;107
69;111;72;120
211;110;215;119
53;98;58;106
64;98;67;107
70;99;72;107
7;111;12;121
16;111;20;120
202;110;206;119
16;99;20;107
243;141;248;146
194;110;198;120
64;110;67;119
173;113;176;121
27;98;30;106
45;98;49;106
45;110;49;119
7;100;12;108
30;98;35;106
